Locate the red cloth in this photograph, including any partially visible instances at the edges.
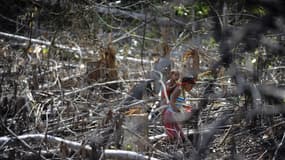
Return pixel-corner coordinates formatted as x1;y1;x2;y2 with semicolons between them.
161;82;181;100
162;109;185;140
161;86;172;100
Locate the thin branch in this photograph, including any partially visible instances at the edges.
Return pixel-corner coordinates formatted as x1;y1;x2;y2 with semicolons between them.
149;128;211;142
273;132;285;160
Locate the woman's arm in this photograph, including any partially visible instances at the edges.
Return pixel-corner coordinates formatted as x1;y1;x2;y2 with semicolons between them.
169;86;181;112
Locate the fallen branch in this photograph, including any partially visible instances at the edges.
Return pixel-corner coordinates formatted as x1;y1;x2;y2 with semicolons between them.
0;31;153;64
62;78;153;97
0;31;81;53
115;97;158;112
0;133;159;160
149;128;211;142
93;4;186;27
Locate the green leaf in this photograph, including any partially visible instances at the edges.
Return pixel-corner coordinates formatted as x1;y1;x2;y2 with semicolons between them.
250;5;267;16
174;4;190;17
42;48;49;55
193;1;210;17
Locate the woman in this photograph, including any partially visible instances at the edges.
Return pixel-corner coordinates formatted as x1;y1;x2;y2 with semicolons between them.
162;76;196;141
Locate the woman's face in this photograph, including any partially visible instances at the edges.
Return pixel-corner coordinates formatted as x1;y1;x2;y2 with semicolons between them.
184;83;194;91
172;72;180;81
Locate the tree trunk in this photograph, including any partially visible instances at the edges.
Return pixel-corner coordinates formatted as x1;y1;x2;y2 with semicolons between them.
123;113;149;152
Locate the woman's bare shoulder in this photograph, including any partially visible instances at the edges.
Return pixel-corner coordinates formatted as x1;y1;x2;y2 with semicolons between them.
172;85;182;96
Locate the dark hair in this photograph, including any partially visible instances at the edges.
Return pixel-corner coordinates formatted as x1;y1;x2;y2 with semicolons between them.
181;76;196;84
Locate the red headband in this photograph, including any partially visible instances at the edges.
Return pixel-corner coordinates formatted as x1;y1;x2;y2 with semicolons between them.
181;81;195;86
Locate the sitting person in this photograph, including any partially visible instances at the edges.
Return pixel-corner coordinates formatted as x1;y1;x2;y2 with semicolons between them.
161;75;196;142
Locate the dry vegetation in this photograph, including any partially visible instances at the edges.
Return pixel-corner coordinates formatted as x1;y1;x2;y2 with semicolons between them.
0;0;285;160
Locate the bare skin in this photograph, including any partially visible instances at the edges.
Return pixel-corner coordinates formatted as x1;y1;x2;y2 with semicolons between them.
169;83;194;112
166;71;180;89
169;86;181;112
